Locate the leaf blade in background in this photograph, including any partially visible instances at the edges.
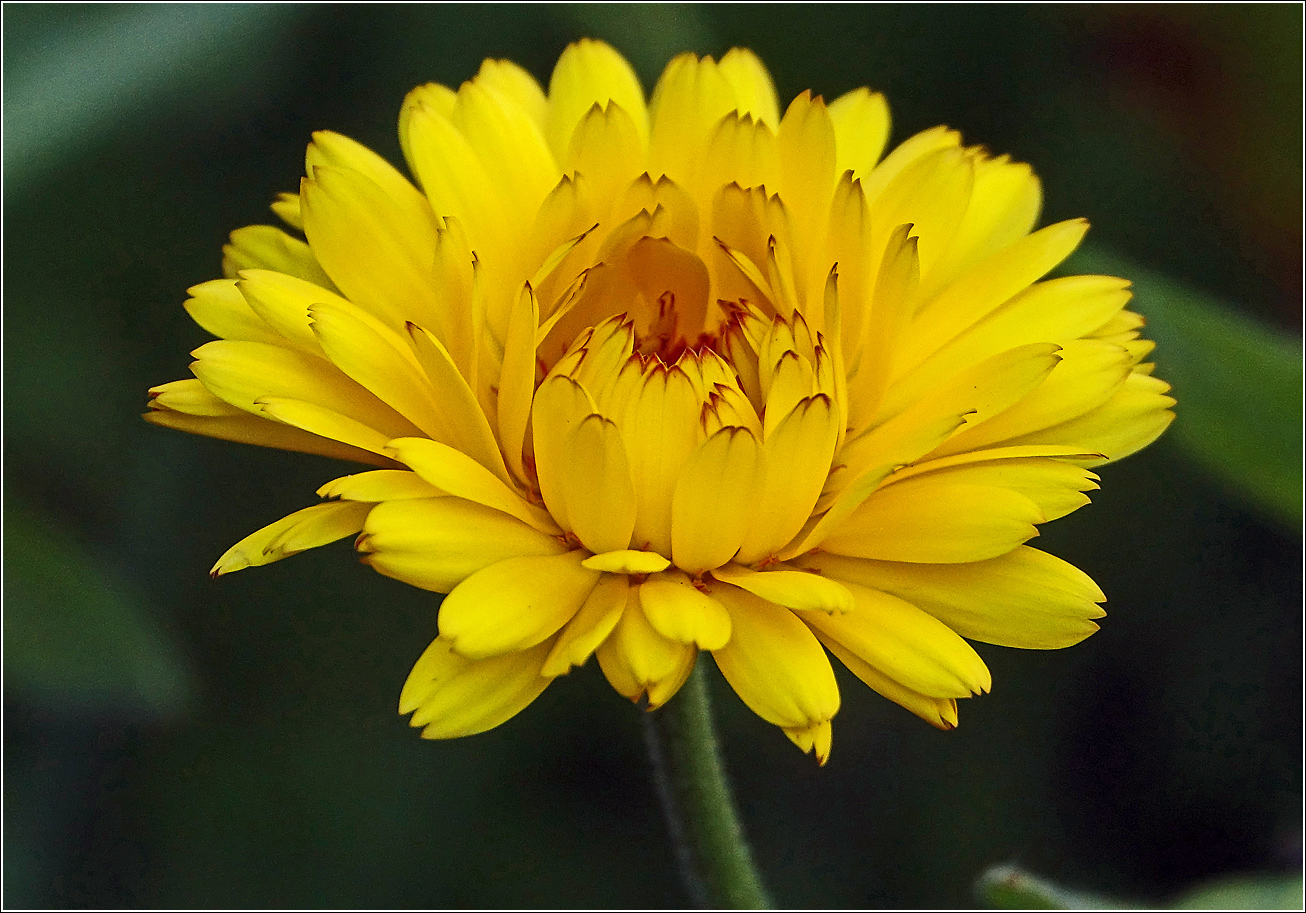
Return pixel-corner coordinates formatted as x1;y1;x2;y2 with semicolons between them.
976;863;1130;909
4;502;192;715
1171;872;1305;910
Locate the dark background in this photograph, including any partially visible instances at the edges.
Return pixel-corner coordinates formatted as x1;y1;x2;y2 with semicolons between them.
5;4;1302;908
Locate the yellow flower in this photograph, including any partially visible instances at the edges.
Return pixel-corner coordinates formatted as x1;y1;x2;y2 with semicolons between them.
146;40;1174;763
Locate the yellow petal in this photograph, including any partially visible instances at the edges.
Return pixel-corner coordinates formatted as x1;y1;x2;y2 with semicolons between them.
402;99;509;252
316;470;440;502
581;550;671;574
827;87;891;181
708;583;840;734
595;587;697;709
803;581;991;698
859;124;961;208
308;299;459;444
1008;370;1176;463
221;224;335;289
783;720;833;766
881;456;1099;522
300;164;439;331
256;396;393;456
235;269;352;355
639;571;732;650
385;437;557;534
717;47;780;130
400;636;553;739
818;636;959;730
403;322;510;481
944;153;1042;280
183;279;283;345
211;501;371;576
547;39;648;163
497;281;540;486
931;339;1133;456
820;479;1043;563
620;365;703;557
883;275;1131;418
305;130;438;236
558;414;638;554
845;223;920;431
189;340;421;439
148;378;247;418
452;79;557;220
702;112;781;214
898;218;1090;373
800;343;1061;560
869;145;974;289
671;426;762;573
475;57;548;131
735;394;839;564
542;574;630;676
777;90;837;255
532;374;598;532
809;547;1106;649
437;551;600;660
710;564;853;613
270;191;303;231
359;497;567;594
145;392;389;467
647;52;736;190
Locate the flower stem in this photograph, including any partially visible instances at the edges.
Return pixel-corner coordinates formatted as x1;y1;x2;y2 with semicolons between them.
643;656;772;909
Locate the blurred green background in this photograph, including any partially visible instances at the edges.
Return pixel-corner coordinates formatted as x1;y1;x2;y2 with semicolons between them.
4;4;1302;908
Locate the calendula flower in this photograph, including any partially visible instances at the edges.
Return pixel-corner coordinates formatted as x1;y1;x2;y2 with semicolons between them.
147;40;1174;763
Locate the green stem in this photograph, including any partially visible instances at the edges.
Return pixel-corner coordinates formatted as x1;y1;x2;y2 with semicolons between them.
643;656;772;909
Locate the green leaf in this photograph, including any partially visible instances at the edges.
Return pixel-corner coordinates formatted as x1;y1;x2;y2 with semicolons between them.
1171;873;1304;910
976;863;1129;909
1070;245;1303;527
3;503;191;715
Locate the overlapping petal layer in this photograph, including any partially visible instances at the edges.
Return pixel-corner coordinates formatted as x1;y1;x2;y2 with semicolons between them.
147;39;1173;762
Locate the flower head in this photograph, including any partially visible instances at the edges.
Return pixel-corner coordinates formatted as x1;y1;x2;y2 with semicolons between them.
147;41;1174;763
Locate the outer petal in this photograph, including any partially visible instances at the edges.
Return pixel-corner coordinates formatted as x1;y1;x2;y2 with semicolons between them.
819;480;1043;563
671;426;762;573
1007;371;1176;463
735;394;839;564
236;269;351;355
639;571;732;651
880;456;1099;522
897;218;1090;373
211;501;372;576
437;551;600;660
300;164;439;331
189;340;421;440
317;470;440;502
542;573;630;677
818;636;959;730
385;437;557;534
221;224;335;289
183;279;284;345
558;414;638;554
145;383;389;467
717;47;780;130
711;564;854;613
803;581;991;699
827;87;891;181
809;547;1106;650
547;38;649;161
595;585;697;709
400;637;553;739
358;497;567;594
708;583;840;762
